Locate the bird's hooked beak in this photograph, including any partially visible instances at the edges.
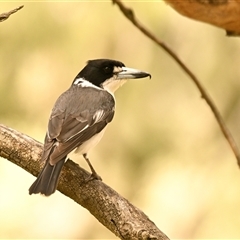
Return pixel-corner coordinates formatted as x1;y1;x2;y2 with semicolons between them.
102;66;151;94
116;67;151;80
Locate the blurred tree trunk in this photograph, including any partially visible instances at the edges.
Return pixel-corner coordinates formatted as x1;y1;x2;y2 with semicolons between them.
164;0;240;36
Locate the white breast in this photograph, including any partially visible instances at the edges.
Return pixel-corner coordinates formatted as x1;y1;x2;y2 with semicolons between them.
74;128;106;155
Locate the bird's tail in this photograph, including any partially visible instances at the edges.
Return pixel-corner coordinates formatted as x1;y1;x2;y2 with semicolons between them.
29;158;65;196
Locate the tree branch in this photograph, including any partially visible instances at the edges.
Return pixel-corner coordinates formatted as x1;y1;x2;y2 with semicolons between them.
112;0;240;168
0;124;169;240
0;5;24;23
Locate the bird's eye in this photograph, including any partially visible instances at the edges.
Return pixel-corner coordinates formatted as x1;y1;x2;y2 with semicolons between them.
103;66;112;74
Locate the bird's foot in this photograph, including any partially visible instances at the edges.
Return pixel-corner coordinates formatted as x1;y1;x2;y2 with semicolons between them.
83;153;102;182
85;172;102;182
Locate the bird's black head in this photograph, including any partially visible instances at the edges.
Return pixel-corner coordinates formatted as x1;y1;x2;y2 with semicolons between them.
74;59;125;87
73;59;151;93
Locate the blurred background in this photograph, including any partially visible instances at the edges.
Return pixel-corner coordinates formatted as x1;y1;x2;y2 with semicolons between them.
1;1;240;239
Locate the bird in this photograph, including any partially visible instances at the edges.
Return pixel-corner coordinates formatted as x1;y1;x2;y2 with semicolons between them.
29;59;151;196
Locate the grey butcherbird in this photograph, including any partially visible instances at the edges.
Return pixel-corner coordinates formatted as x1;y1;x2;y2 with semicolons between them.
29;59;151;196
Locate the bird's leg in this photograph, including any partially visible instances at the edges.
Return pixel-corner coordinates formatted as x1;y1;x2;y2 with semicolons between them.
83;153;102;181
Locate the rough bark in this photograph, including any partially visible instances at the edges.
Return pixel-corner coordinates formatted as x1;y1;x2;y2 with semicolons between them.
0;124;169;240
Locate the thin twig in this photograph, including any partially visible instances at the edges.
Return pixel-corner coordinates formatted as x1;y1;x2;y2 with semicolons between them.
112;0;240;167
0;5;24;22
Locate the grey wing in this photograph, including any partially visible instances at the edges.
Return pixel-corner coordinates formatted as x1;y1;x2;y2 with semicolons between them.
41;88;115;165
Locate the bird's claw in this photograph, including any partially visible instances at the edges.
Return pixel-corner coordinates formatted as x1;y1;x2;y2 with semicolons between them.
85;172;102;182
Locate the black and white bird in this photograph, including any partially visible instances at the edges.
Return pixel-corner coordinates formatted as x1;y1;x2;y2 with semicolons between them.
29;59;151;196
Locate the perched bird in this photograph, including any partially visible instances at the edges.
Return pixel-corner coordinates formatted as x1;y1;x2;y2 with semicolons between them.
29;59;151;196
